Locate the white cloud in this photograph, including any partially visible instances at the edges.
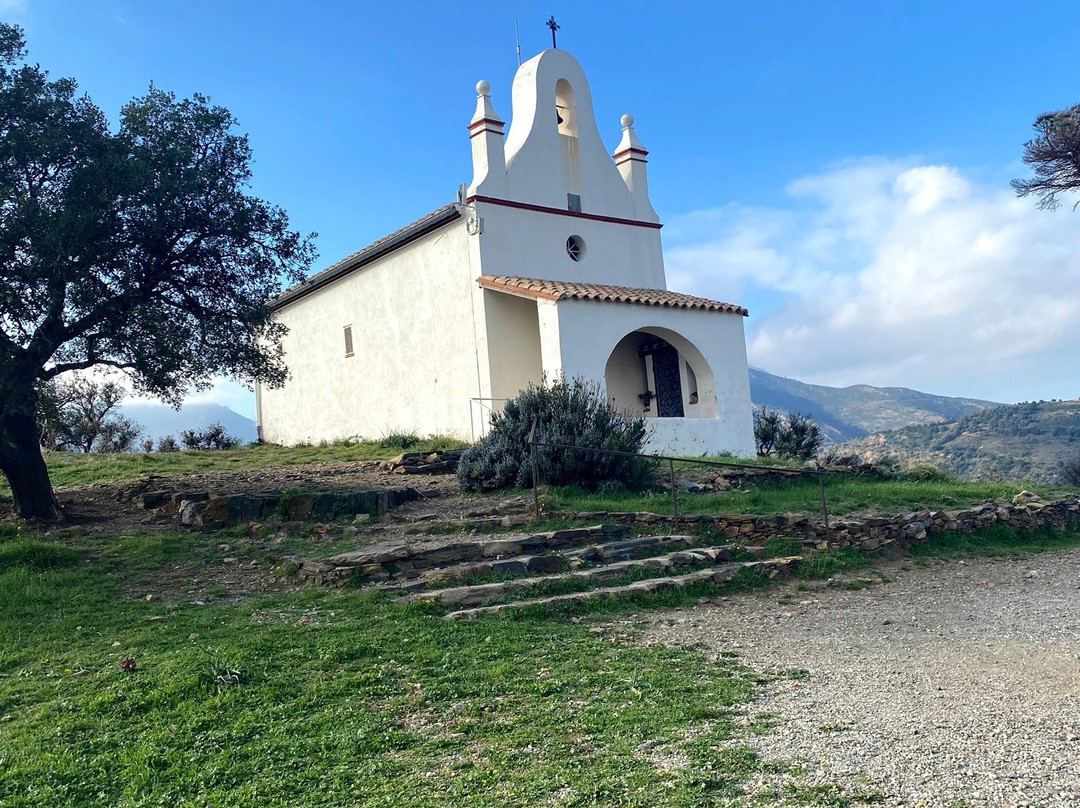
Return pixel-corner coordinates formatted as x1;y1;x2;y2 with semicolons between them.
665;159;1080;403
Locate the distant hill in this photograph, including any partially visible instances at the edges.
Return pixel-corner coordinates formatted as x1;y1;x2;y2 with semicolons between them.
749;368;999;443
838;400;1080;484
119;402;257;446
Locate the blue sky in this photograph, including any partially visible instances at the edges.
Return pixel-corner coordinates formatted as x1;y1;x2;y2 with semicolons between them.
9;0;1080;416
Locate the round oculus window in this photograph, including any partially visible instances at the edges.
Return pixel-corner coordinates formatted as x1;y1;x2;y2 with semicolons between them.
566;234;586;261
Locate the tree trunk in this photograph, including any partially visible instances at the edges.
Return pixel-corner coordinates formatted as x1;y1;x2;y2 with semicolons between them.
0;381;65;522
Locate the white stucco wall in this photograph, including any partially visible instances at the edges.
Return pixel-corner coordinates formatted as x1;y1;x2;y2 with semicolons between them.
258;220;485;444
473;202;666;289
545;299;756;457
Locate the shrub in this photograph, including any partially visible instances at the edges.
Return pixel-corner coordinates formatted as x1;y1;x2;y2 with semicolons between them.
776;412;823;461
157;435;180;452
180;422;240;451
457;377;653;492
753;409;783;457
754;409;823;461
379;432;421;451
1061;457;1080;486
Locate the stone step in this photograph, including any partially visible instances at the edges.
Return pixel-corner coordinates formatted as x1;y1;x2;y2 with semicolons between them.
401;543;741;607
299;523;630;587
442;557;803;620
400;534;704;591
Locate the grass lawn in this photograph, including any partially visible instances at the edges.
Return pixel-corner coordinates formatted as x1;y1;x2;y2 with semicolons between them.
547;474;1058;520
0;437;466;496
2;523;859;808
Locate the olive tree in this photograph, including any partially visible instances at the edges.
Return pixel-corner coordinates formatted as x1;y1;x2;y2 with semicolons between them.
1012;103;1080;209
0;25;315;520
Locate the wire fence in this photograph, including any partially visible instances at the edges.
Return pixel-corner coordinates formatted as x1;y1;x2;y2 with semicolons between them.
527;429;832;540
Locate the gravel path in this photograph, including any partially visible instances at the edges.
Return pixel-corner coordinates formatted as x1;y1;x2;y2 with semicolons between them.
641;551;1080;807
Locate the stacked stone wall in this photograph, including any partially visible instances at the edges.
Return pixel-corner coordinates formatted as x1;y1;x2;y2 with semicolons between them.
548;494;1080;554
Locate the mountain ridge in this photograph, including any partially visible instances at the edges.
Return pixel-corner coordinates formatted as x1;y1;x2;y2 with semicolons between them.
837;399;1080;484
748;368;999;443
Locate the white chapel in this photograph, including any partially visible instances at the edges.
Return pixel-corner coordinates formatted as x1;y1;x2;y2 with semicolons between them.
257;46;756;457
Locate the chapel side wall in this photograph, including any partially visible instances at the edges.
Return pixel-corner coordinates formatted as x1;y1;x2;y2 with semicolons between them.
475;203;666;289
259;223;481;445
550;300;756;456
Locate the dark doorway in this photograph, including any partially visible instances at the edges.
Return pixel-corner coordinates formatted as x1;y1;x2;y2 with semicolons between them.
651;343;684;418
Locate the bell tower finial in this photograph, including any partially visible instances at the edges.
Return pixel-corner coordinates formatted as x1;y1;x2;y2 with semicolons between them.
467;80;507;198
546;15;560;49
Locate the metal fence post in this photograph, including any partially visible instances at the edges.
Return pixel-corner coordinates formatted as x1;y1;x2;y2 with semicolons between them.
669;457;679;533
529;417;540;516
818;474;832;544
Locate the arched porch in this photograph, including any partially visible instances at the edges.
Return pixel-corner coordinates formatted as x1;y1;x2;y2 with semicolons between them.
604;327;718;420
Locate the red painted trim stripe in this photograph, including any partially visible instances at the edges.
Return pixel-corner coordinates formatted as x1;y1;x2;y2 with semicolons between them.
467;118;505;131
466;195;662;229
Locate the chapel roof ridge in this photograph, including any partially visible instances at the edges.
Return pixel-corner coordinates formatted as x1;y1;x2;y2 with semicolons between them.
477;275;748;316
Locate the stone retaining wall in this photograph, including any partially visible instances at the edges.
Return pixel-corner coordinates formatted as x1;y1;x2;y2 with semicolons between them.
139;487;421;532
548;493;1080;554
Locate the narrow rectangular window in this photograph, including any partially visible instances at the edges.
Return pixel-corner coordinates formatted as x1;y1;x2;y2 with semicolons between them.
567;193;582;213
343;325;354;357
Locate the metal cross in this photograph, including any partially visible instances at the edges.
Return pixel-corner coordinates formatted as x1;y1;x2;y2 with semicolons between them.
546;15;560;49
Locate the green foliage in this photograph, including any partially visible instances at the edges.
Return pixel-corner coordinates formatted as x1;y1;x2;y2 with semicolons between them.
0;537;83;572
755;410;823;460
458;377;653;492
179;422;241;451
0;23;315;518
777;413;823;461
548;474;1043;520
156;435;180;453
378;431;422;451
793;548;871;579
37;376;143;453
912;522;1080;559
753;409;783;456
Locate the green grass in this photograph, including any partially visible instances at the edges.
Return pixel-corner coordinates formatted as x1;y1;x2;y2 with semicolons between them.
0;526;873;808
911;522;1080;559
0;437;468;495
548;475;1054;520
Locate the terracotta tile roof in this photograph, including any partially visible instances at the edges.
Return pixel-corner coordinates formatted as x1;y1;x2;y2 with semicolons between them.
477;275;748;316
272;205;462;309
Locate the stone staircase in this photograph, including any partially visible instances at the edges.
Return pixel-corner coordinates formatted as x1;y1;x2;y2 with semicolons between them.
298;523;802;619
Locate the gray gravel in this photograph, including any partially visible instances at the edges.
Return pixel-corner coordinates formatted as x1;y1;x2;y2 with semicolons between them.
640;550;1080;807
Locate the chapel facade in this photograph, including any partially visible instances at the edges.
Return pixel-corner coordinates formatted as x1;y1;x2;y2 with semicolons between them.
257;48;756;457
